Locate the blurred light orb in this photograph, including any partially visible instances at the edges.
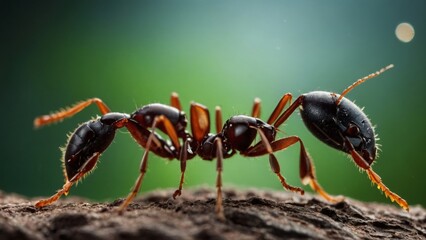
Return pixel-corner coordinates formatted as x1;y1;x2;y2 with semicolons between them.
395;22;415;43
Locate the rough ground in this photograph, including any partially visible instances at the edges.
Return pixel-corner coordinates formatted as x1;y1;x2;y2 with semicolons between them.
0;188;425;240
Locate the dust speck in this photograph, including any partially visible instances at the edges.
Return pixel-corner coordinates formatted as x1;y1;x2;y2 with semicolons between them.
395;22;415;43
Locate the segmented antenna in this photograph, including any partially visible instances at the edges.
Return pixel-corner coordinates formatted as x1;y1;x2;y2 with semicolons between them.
336;64;394;105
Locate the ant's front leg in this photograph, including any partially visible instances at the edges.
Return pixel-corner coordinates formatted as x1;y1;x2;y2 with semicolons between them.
343;137;409;211
245;131;304;195
245;136;343;203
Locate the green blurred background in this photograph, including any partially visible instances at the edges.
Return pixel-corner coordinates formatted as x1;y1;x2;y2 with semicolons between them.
2;1;425;207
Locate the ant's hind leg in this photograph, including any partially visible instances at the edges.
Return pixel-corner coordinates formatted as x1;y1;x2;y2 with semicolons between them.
35;181;73;208
34;98;111;128
35;152;101;208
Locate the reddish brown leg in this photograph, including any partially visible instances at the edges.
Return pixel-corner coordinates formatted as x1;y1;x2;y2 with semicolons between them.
344;138;409;211
158;115;181;150
214;137;225;220
269;154;304;194
245;136;341;202
35;181;73;208
173;138;190;199
273;95;304;128
190;102;210;143
170;92;182;111
35;152;101;208
259;95;339;201
251;97;261;118
267;93;292;125
34;98;111;128
366;169;409;211
297;140;342;203
118;116;176;213
118;119;157;213
253;129;304;194
215;106;223;133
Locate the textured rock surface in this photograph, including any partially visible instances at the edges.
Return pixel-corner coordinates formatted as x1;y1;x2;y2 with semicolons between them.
0;189;425;240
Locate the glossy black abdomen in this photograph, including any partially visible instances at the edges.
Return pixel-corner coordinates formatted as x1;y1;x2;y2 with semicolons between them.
64;120;116;180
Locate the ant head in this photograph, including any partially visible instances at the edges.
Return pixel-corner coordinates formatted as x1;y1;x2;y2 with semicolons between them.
343;120;377;166
62;119;118;182
301;91;377;167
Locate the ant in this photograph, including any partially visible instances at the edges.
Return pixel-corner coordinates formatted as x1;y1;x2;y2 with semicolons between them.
190;64;408;217
34;64;408;218
34;93;201;212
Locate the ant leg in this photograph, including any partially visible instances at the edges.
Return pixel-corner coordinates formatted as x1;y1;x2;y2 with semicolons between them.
158;115;181;150
251;98;261;118
344;138;409;211
267;93;292;125
190;102;211;143
117;148;150;213
214;137;225;220
118;118;160;213
35;152;101;208
119;114;181;211
296;140;343;203
215;106;223;133
273;95;304;128
35;181;73;208
269;154;304;194
255;129;304;194
173;138;190;199
34;98;111;128
366;168;409;211
170;92;182;111
245;136;341;202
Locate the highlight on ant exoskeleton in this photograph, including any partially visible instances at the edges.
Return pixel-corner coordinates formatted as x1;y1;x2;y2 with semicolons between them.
34;64;408;218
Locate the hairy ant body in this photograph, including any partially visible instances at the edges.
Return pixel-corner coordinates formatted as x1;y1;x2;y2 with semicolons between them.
34;94;198;211
34;64;408;217
188;65;408;217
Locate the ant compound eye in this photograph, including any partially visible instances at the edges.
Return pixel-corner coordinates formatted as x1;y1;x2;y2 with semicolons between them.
346;123;360;137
